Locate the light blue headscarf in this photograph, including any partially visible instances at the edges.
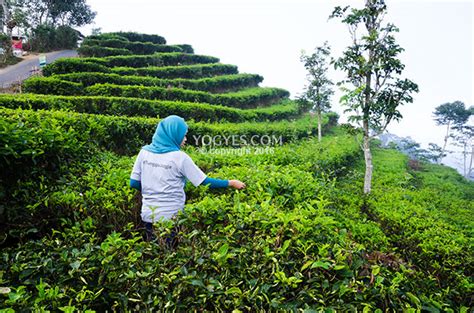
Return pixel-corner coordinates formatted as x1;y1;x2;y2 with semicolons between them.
142;115;188;154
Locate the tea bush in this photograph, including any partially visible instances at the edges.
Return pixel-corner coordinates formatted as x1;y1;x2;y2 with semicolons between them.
42;53;219;75
42;58;111;76
110;63;238;79
35;73;264;93
0;108;320;155
23;77;84;95
84;84;289;109
0;94;300;122
1;31;472;311
107;32;167;44
80;38;184;55
77;45;133;57
84;53;219;68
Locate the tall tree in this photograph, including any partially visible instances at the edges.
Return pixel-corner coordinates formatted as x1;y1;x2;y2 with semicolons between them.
433;101;471;163
451;125;474;179
9;0;95;30
0;0;9;34
331;0;418;194
300;42;334;142
0;0;13;60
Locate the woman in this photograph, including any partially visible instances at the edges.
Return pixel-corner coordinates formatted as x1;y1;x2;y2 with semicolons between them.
130;115;245;240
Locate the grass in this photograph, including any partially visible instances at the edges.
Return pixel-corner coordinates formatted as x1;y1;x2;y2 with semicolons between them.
0;54;22;69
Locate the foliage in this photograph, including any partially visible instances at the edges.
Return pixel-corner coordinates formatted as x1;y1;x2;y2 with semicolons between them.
0;94;300;122
8;0;93;52
44;52;220;71
29;24;79;52
331;3;418;134
77;45;132;57
83;85;289;109
0;34;17;66
450;124;473;178
389;138;445;163
42;58;111;76
433;101;472;128
1;138;472;310
0;31;472;311
9;0;96;29
22;76;288;108
0;107;319;156
50;72;264;93
110;63;238;79
23;77;84;95
433;101;473;165
330;0;419;193
300;42;334;113
300;41;334;142
43;61;238;79
107;32;167;44
80;38;184;55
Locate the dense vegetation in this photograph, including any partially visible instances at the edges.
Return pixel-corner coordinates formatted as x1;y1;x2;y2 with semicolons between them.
0;32;472;311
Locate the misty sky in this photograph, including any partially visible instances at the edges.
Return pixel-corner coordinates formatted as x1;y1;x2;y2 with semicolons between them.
79;0;473;170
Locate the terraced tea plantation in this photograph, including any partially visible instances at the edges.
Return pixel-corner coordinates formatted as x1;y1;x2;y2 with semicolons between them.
0;32;473;311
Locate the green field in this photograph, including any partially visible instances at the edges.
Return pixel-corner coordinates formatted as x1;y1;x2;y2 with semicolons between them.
0;32;472;311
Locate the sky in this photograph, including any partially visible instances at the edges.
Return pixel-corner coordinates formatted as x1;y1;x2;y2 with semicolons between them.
79;0;473;172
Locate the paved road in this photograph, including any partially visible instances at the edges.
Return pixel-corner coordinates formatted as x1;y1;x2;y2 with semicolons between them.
0;50;78;88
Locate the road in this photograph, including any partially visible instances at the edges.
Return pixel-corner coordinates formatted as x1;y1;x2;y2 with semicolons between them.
0;50;78;88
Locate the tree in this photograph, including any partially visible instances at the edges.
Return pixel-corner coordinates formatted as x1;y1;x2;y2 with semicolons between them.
8;0;95;30
451;125;473;179
0;0;17;61
330;0;418;194
426;143;446;164
433;101;471;163
300;42;334;142
0;0;9;34
6;0;94;52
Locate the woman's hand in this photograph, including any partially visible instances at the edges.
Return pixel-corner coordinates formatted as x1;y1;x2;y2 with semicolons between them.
229;180;246;189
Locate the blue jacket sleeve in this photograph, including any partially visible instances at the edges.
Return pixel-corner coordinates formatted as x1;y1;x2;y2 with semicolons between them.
130;179;142;191
202;176;229;188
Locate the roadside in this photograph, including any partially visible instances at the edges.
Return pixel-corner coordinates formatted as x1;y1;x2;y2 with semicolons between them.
0;50;78;88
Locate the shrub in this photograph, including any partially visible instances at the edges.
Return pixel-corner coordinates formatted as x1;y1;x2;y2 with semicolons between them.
0;94;300;122
29;25;79;52
176;44;194;54
84;84;289;109
42;58;111;76
84;52;219;68
0;108;315;156
29;24;56;52
52;72;263;93
77;45;132;57
54;25;80;49
81;38;184;54
111;63;238;79
108;31;166;44
22;77;84;95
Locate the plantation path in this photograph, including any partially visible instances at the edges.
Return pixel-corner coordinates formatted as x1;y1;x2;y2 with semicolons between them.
0;50;78;88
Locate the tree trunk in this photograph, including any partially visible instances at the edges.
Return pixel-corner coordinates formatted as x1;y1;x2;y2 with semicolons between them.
467;144;473;179
363;121;373;194
317;109;322;142
0;0;7;34
463;142;467;177
441;121;450;164
0;0;12;60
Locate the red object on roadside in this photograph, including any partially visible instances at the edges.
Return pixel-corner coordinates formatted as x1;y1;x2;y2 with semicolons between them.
12;40;22;50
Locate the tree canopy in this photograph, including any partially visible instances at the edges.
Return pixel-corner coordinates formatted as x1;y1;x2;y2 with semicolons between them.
9;0;96;31
300;41;334;142
434;101;471;128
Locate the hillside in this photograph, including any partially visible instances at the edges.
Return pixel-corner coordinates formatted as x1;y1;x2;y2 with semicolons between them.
0;32;472;311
